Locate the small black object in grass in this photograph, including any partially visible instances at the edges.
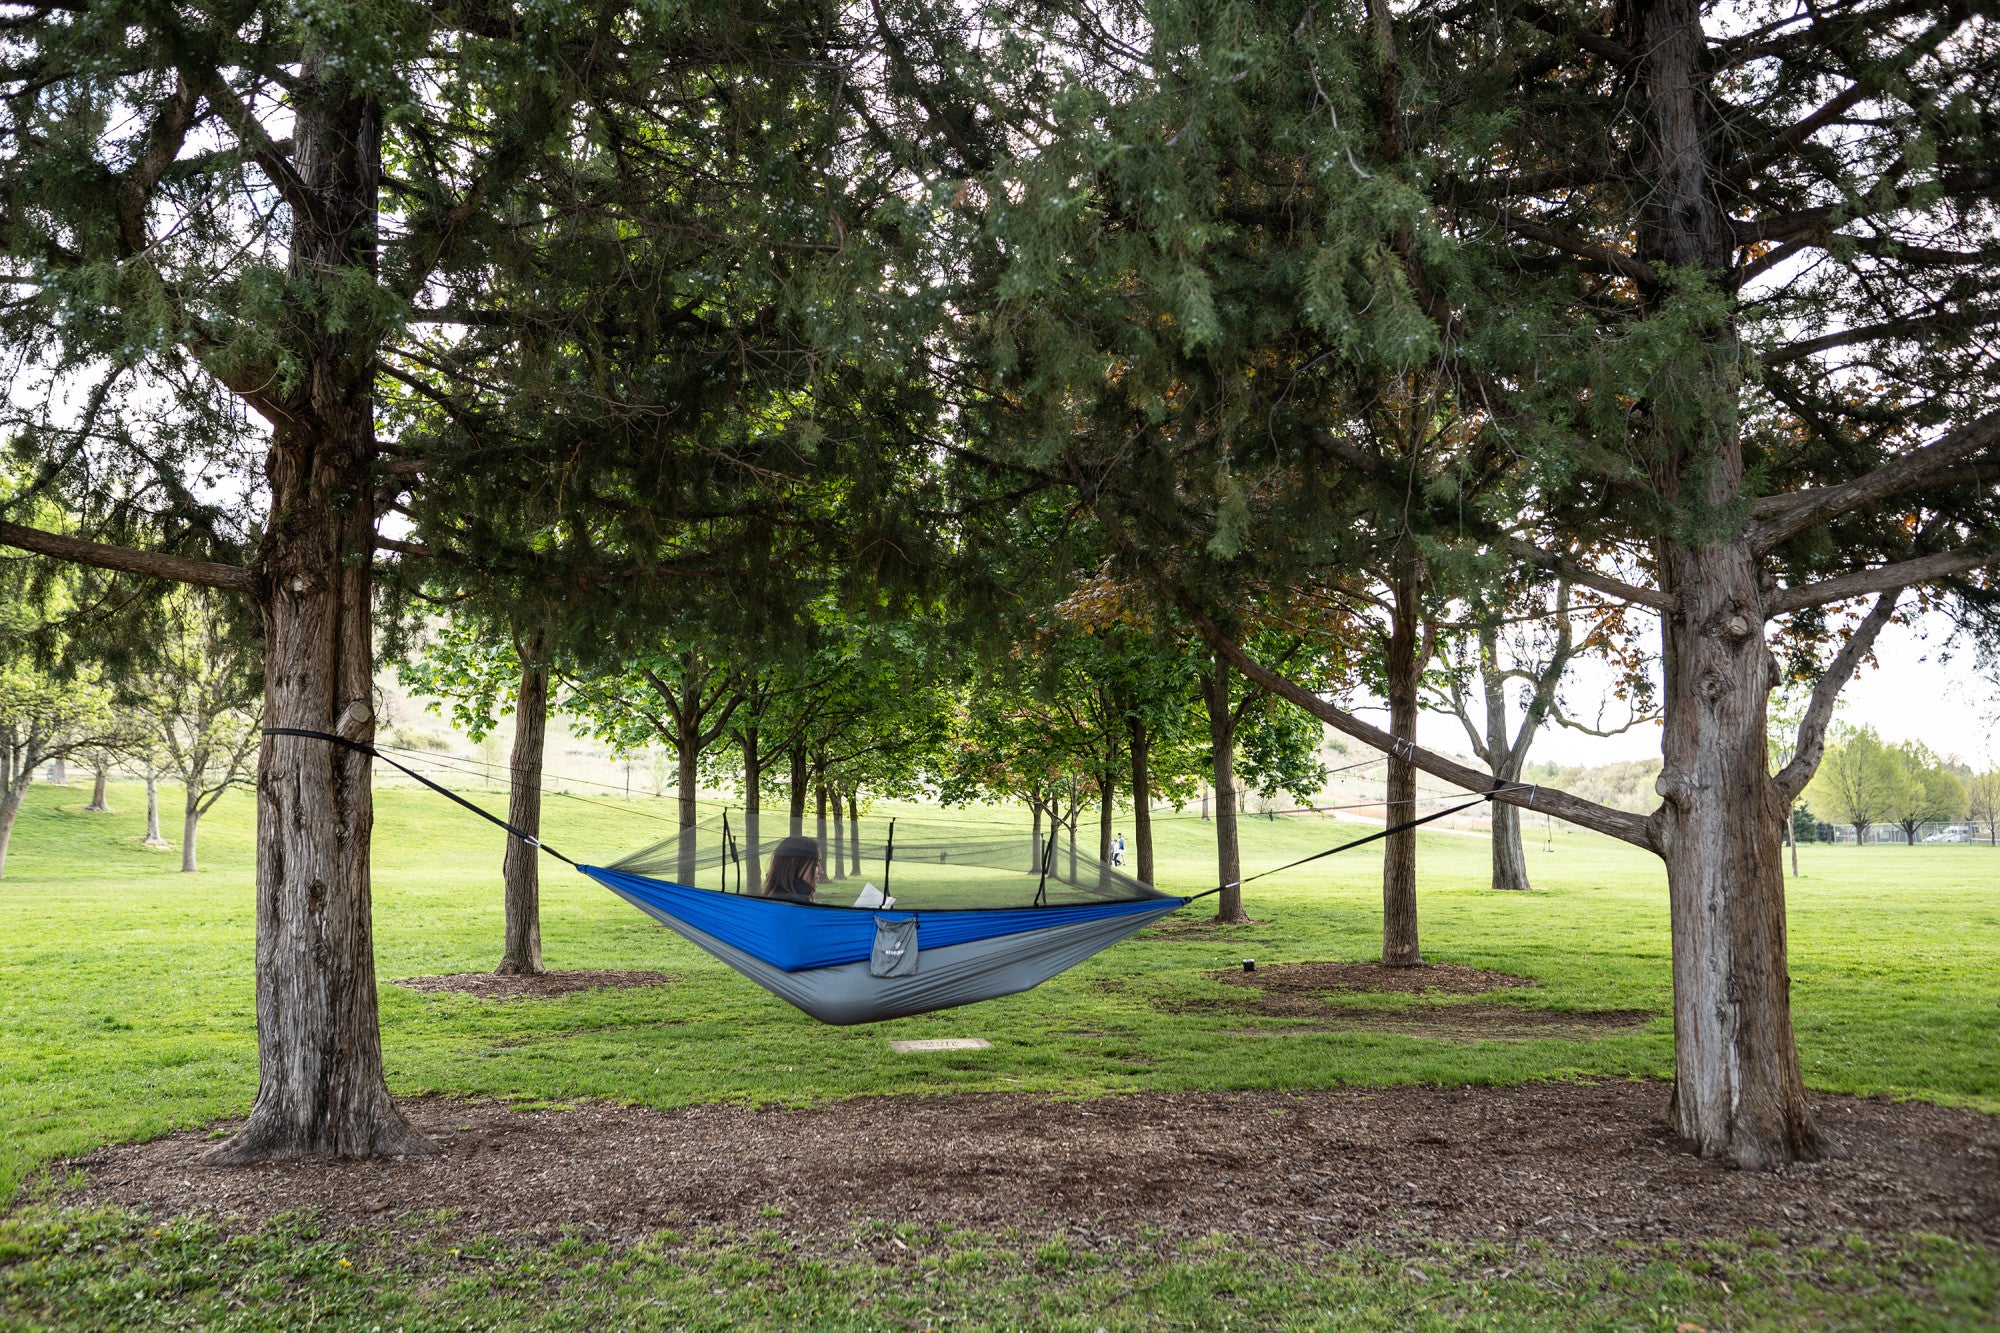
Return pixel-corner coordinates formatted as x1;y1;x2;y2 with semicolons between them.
1243;959;1256;973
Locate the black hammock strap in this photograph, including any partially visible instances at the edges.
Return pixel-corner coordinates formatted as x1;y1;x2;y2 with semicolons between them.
263;727;578;867
1181;785;1526;904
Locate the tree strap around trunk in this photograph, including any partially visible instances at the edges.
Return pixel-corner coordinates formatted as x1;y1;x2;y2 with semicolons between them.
1183;785;1528;903
264;728;578;867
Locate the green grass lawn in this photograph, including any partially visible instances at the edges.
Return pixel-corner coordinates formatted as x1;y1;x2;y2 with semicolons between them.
2;778;1997;1329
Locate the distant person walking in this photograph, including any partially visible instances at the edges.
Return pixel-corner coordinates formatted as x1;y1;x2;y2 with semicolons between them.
1112;833;1126;868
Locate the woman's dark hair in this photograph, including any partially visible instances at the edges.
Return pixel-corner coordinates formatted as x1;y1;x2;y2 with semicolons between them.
761;836;822;903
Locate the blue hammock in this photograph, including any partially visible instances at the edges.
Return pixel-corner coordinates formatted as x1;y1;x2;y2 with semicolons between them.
270;729;1504;1026
584;865;1186;1024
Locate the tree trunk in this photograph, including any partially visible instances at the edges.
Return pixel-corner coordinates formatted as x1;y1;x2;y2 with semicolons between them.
497;634;546;976
832;789;846;879
182;789;201;873
1029;793;1044;872
1129;715;1154;884
1490;797;1532;892
1785;806;1799;878
789;743;807;837
1066;776;1078;881
0;784;24;879
676;727;699;887
847;790;860;874
1202;655;1245;923
1381;566;1423;966
1653;535;1825;1169
48;756;65;785
84;763;112;812
143;770;166;846
815;781;828;862
1096;768;1115;888
205;70;426;1165
741;724;762;890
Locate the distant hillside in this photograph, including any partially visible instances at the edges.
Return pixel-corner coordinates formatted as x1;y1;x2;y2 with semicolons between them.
1523;758;1663;814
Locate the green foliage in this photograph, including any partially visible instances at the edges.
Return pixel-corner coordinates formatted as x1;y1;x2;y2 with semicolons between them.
1806;727;1912;839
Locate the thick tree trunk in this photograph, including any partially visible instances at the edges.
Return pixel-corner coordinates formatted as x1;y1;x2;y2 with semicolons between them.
741;726;762;889
1381;567;1423;966
1490;798;1532;892
1653;542;1825;1169
1202;656;1245;923
789;744;807;837
1129;716;1153;884
0;784;23;879
84;763;111;812
1629;0;1823;1170
48;757;65;785
181;795;201;873
205;71;426;1165
497;637;546;976
143;771;166;846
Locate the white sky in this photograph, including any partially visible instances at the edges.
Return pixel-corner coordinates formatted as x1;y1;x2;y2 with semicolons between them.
1365;612;2000;771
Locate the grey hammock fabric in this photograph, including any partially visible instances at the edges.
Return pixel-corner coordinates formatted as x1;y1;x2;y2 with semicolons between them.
608;884;1184;1025
870;917;920;978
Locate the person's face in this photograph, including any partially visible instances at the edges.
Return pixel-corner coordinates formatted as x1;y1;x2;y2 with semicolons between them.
803;860;822;886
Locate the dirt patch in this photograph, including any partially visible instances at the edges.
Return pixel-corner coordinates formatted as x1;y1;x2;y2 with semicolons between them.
1217;960;1536;997
1227;1005;1653;1041
393;970;679;1000
57;1083;1999;1254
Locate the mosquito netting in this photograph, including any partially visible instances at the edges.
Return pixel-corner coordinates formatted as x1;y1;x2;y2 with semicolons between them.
602;808;1169;911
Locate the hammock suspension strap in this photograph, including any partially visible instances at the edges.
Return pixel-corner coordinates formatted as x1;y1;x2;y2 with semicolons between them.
263;727;579;866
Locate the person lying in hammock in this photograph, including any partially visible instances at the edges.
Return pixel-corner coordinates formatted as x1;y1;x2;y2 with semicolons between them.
761;836;824;904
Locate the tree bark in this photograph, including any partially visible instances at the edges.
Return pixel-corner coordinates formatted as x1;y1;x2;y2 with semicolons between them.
143;769;167;846
1029;792;1044;872
1382;566;1423;966
0;785;23;879
497;633;546;976
205;67;427;1164
675;721;699;887
1631;0;1825;1170
182;790;201;873
815;780;828;862
1786;806;1799;878
1066;775;1078;881
847;790;860;876
1490;798;1532;892
84;763;111;812
1201;655;1246;923
1096;767;1115;888
741;723;762;889
832;788;846;879
1129;715;1153;884
789;742;807;837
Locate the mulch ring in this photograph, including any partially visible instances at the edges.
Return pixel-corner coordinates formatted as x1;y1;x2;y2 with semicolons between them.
1218;960;1537;996
57;1082;2000;1255
393;970;679;1001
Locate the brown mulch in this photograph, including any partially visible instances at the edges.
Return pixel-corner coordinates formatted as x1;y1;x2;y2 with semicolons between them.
1217;960;1537;997
392;970;679;1000
60;1082;2000;1253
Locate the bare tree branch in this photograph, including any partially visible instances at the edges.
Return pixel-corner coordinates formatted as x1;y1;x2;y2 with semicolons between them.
1748;407;2000;550
1765;549;1992;615
1773;590;1901;802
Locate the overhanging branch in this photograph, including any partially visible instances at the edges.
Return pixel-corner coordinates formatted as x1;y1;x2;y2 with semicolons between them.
1766;549;1991;614
0;521;252;591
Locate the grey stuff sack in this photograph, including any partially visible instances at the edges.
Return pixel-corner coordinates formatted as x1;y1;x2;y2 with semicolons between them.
871;917;920;978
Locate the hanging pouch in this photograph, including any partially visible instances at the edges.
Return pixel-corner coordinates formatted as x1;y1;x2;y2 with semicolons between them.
870;917;919;978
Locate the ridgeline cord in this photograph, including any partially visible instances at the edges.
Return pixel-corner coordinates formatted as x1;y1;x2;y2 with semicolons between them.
263;728;578;866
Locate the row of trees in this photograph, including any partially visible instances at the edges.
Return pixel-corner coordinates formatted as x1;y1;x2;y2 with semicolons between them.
0;551;261;877
1;0;1994;1175
1805;727;2000;846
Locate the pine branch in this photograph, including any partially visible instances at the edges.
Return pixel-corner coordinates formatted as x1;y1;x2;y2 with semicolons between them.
1774;590;1900;803
1748;407;2000;550
0;521;251;591
1766;549;1993;615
